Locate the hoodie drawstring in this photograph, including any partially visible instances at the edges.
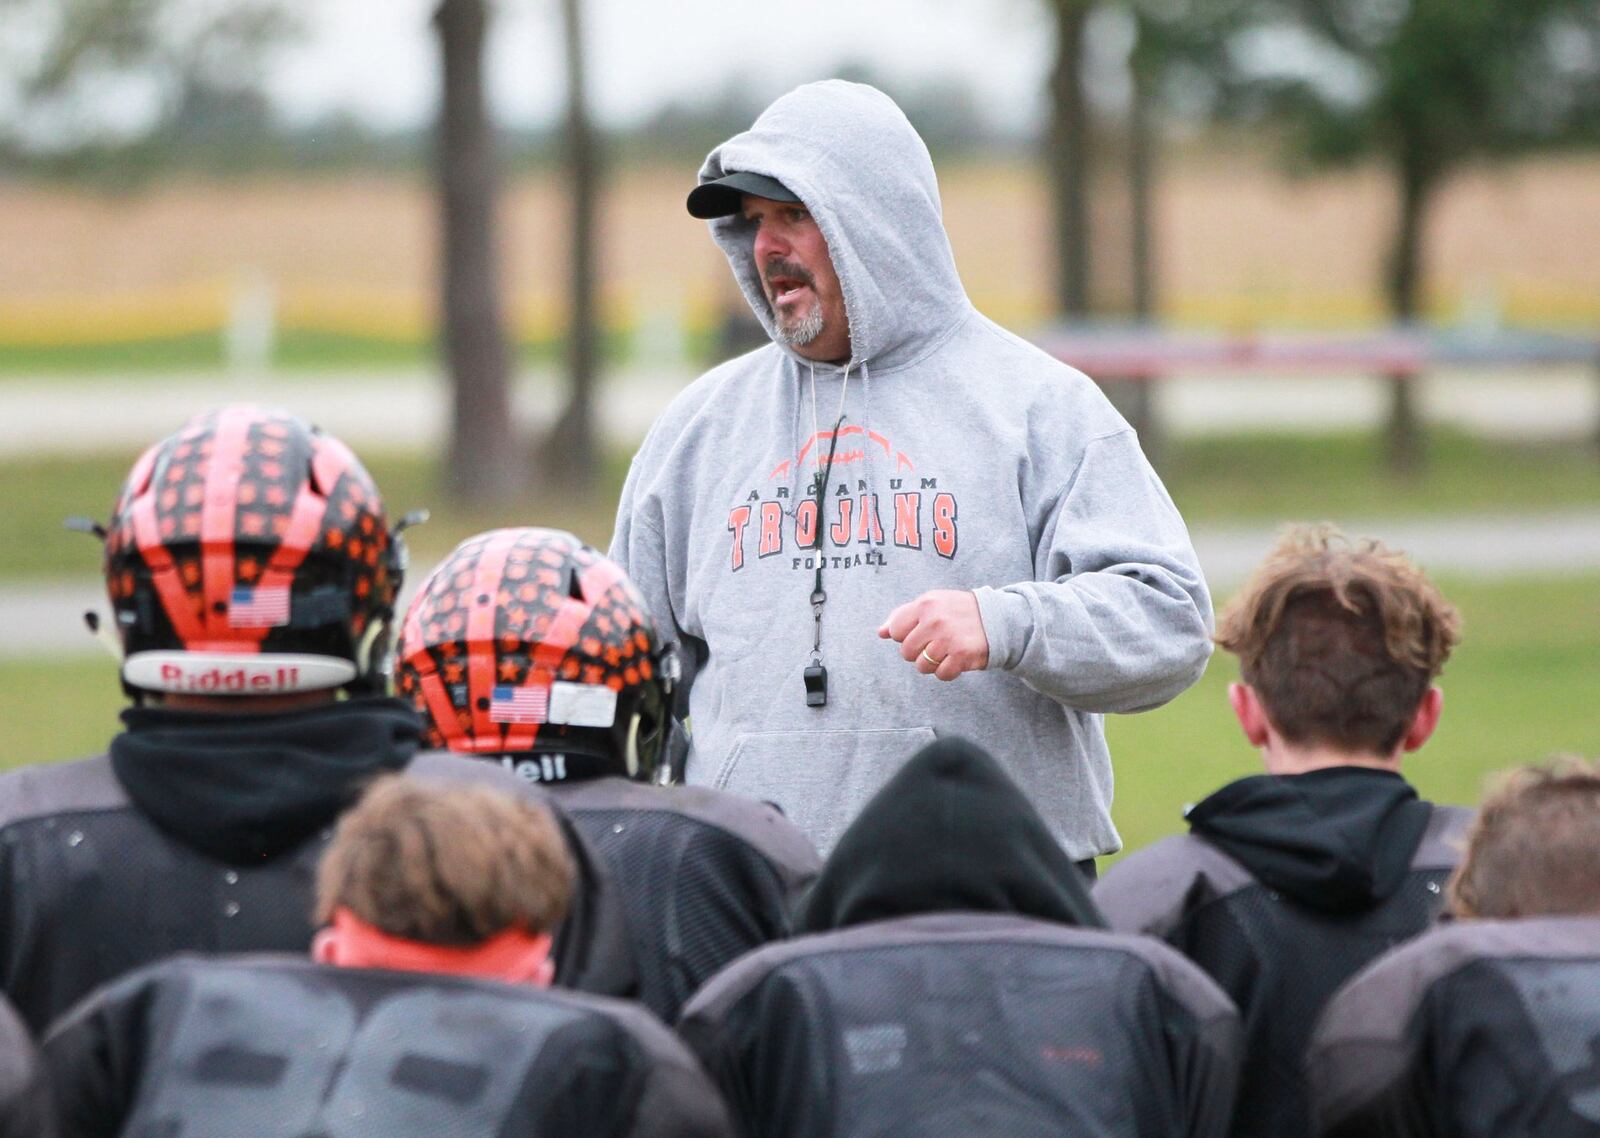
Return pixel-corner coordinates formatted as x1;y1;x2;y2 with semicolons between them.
860;359;881;570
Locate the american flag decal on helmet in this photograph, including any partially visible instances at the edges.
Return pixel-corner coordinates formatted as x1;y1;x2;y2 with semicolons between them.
228;584;290;628
489;684;550;724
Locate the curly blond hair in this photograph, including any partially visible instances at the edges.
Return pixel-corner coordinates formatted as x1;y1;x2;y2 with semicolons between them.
1215;525;1461;754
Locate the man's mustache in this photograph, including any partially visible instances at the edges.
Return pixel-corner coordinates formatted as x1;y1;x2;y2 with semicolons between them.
763;260;816;292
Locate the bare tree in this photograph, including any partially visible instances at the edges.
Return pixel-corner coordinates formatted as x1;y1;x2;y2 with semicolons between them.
540;0;601;488
1243;0;1600;473
433;0;523;504
1043;0;1096;318
0;0;299;184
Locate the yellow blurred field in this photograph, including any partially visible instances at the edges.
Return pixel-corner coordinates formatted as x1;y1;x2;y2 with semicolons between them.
4;152;1599;347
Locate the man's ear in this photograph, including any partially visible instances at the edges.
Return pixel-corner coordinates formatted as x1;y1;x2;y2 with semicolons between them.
1229;682;1271;748
1401;686;1443;753
311;927;339;965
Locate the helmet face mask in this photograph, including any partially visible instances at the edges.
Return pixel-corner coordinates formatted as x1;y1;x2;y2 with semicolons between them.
398;528;674;784
101;405;403;699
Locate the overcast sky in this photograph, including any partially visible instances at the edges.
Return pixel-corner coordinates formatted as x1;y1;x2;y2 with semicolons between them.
265;0;1058;131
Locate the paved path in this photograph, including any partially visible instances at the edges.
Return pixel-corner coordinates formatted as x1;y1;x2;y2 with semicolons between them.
1;365;1596;456
8;509;1597;660
0;368;684;457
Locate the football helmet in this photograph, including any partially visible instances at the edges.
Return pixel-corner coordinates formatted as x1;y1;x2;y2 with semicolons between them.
397;528;674;783
100;405;407;698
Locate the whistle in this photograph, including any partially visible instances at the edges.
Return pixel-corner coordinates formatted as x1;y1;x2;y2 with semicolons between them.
803;662;828;707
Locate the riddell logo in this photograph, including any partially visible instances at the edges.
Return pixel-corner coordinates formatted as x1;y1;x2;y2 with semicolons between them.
159;663;302;692
123;651;356;694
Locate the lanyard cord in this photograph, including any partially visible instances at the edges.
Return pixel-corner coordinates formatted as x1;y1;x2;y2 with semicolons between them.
808;364;851;663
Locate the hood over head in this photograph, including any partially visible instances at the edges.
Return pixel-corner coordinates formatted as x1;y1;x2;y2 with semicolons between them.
1186;766;1434;913
698;79;972;372
110;697;421;865
797;736;1104;933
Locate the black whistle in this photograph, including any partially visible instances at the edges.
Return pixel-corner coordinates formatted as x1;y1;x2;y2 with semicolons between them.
803;662;828;707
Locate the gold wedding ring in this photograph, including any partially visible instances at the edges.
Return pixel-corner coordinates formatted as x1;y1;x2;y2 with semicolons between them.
920;648;944;667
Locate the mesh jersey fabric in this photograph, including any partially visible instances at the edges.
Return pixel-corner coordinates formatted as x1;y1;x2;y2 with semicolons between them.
1312;931;1600;1138
0;753;633;1035
1396;956;1600;1138
564;805;801;1022
0;995;52;1138
1180;866;1452;1138
42;956;729;1138
681;924;1239;1138
0;802;321;1034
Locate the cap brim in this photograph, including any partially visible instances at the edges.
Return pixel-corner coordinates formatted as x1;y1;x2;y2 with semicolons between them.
686;171;800;219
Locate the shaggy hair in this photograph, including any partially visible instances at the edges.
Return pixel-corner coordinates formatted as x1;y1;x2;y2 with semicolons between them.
1450;757;1600;919
1215;524;1461;754
316;776;572;945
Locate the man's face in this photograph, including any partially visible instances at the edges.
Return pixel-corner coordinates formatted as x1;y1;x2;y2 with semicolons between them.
743;194;851;363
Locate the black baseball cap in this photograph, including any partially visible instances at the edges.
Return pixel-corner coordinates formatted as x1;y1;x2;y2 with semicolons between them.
686;171;800;219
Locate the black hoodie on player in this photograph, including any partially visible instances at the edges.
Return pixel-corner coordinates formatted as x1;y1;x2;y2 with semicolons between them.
679;737;1241;1138
1095;766;1473;1138
0;699;634;1033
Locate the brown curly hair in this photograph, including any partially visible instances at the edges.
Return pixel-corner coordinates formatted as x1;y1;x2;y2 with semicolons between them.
1215;524;1461;755
1449;757;1600;919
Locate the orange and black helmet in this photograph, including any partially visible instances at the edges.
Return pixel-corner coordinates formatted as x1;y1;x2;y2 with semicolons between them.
101;405;408;698
397;528;674;783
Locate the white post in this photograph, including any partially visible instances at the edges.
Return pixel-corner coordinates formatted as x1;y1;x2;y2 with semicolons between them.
225;269;277;380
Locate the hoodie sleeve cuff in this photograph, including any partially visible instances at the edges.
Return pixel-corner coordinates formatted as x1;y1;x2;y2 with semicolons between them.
973;586;1029;671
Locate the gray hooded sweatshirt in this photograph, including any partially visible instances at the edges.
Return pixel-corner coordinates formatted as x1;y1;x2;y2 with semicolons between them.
610;80;1211;858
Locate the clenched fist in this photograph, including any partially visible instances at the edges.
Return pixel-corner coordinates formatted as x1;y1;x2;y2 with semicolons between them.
878;590;990;681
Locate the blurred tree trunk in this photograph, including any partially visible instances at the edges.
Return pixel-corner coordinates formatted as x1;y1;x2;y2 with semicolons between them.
541;0;601;488
1129;45;1156;324
1122;26;1162;464
1045;0;1095;318
434;0;523;503
1382;147;1437;477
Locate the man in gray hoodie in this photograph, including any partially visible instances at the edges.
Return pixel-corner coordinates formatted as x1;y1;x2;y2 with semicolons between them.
611;79;1212;858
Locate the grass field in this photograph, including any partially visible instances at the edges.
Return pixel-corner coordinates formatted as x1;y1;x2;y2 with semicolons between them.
5;428;1598;581
0;446;634;580
4;574;1595;859
1106;572;1600;856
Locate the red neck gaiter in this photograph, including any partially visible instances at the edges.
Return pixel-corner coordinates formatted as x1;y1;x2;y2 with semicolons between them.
322;908;553;985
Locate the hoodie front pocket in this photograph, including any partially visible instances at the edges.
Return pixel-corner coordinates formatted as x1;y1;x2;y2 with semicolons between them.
713;726;936;855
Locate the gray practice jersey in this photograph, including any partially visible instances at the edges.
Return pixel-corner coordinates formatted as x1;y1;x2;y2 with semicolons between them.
1096;800;1471;1138
1310;915;1600;1138
549;776;820;1022
42;955;731;1138
678;912;1241;1138
0;752;633;1034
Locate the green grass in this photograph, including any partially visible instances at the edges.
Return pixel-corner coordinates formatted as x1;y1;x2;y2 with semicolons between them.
0;448;632;581
0;657;128;766
1163;428;1600;521
0;328;643;377
6;576;1597;869
0;333;229;375
6;429;1596;581
1105;573;1600;859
